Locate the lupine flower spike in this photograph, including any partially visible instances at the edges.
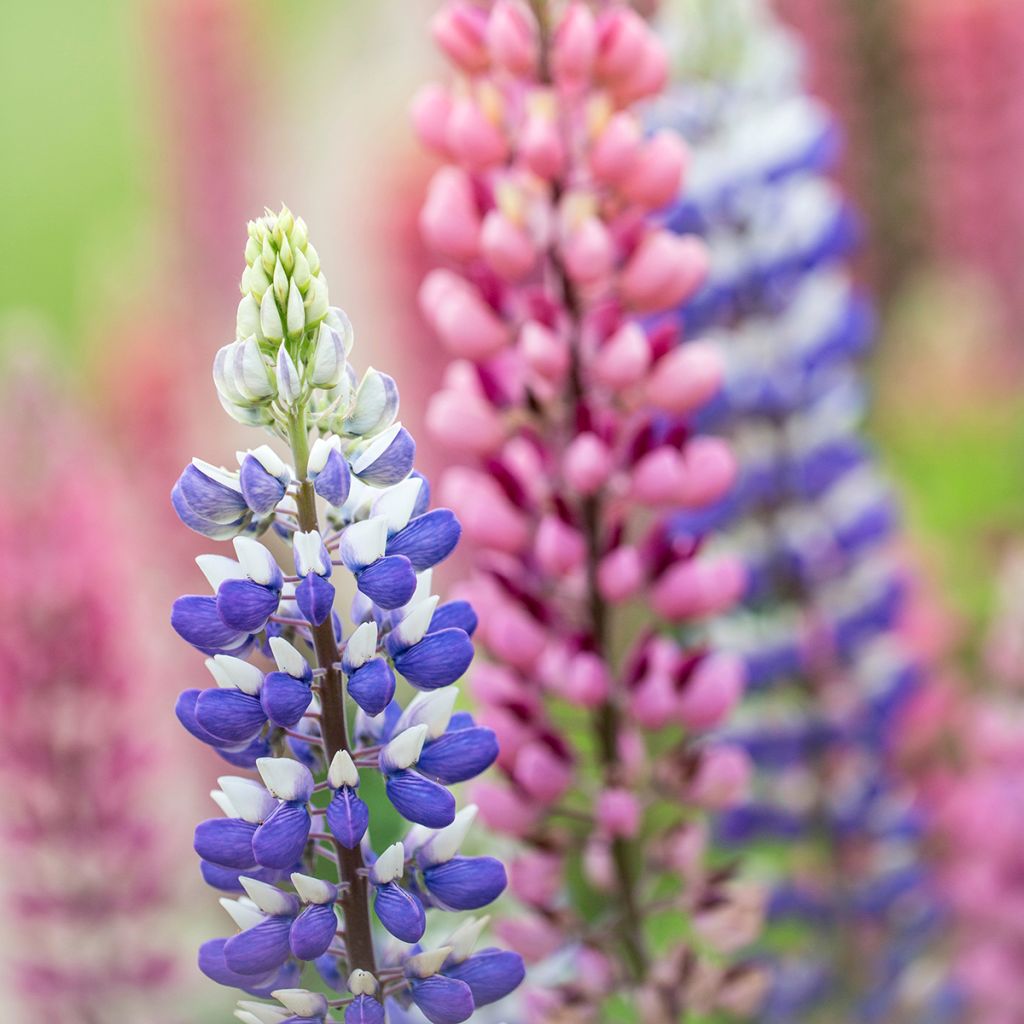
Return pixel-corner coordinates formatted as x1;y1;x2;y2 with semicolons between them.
417;2;764;1019
172;207;523;1022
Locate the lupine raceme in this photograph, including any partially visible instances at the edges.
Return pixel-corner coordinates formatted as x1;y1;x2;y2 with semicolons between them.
415;2;766;1020
171;206;524;1024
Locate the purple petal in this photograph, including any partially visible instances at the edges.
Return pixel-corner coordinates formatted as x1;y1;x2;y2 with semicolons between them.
444;949;525;1007
224;915;293;976
177;463;248;523
355;427;416;487
172;595;252;657
345;995;386;1024
373;881;426;943
316;952;345;992
429;600;478;637
216;735;273;769
217;578;281;632
418;727;498;785
240;454;287;515
195;688;267;744
410;974;475;1024
386;509;461;572
198;937;278;991
200;860;290;893
253;802;311;869
423;856;507;911
175;688;224;746
326;788;370;850
313;446;352;507
296;573;336;627
261;672;313;728
289;903;339;961
194;818;258;870
393;629;474;690
346;658;397;717
172;481;248;539
385;769;456;828
356;556;417;610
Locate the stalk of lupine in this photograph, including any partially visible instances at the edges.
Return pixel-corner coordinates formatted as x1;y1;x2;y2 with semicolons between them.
650;3;955;1019
171;206;523;1024
0;358;176;1022
415;3;765;1019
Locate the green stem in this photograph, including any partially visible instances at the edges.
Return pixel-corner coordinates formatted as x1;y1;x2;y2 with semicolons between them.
288;412;378;977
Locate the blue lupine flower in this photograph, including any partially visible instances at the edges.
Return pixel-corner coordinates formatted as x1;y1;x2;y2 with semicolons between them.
173;207;520;1021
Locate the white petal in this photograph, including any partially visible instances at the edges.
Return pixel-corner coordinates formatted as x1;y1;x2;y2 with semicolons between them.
381;724;428;771
372;477;423;534
273;990;329;1018
404;570;434;612
269;636;309;679
218;776;276;823
327;750;360;790
293;530;327;576
239;876;296;916
286;280;305;336
260;288;284;340
443;915;490;963
390;596;440;653
421;805;478;866
372;842;405;884
344;621;378;670
340;517;388;570
236;294;262;340
212;655;264;695
196;554;245;592
256;757;314;802
220;896;265;931
233;536;279;586
348;969;378;996
350;422;402;475
277;345;301;405
405;946;453;979
240;337;275;399
307;436;333;476
236;1004;288;1024
290;872;337;905
247;444;289;479
395;685;456;741
210;788;238;818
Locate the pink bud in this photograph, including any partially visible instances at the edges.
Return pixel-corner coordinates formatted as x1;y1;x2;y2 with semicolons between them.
630;670;678;729
678;436;737;509
664;821;708;880
520;321;570;383
432;2;490;73
677;653;745;731
598;545;644;603
590;112;643;184
563;650;611;708
421;271;509;359
563;432;613;495
620;131;688;209
574;948;615;997
446;98;508;171
651;555;747;621
611;35;669;105
471;781;540;838
496;916;564;964
535;515;586;577
479;706;533;767
717;967;771;1017
486;0;538;74
410;84;453;154
646;342;723;415
597;788;641;838
420;167;480;261
426;388;505;455
594;8;649;83
509;851;563;908
583;838;615;890
471;662;526;706
520;112;567;179
486;604;548;669
562;216;614;285
631;446;687;506
620;232;709;313
552;3;596;83
514;742;573;802
592;321;651;388
442;467;530;553
480;210;536;281
687;745;752;810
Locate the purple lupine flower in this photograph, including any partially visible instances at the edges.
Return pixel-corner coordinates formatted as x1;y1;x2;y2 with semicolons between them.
171;206;523;1021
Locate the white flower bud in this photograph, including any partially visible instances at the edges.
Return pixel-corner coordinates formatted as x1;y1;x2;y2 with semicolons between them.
310;321;347;389
287;279;305;336
276;345;301;406
260;288;284;341
304;274;330;326
236;294;262;341
235;337;275;401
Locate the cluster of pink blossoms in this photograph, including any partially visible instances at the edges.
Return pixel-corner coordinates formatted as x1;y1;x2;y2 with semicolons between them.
414;2;765;1020
0;362;177;1022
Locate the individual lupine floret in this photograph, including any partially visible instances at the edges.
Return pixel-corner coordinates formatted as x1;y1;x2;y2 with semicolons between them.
173;206;521;1018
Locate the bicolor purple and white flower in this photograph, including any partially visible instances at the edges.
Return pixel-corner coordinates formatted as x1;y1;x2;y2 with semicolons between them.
172;206;522;1021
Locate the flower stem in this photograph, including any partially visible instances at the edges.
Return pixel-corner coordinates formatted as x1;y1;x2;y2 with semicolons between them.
289;412;378;977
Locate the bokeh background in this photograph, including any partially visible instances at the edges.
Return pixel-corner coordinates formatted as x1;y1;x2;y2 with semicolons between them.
2;1;1023;1020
